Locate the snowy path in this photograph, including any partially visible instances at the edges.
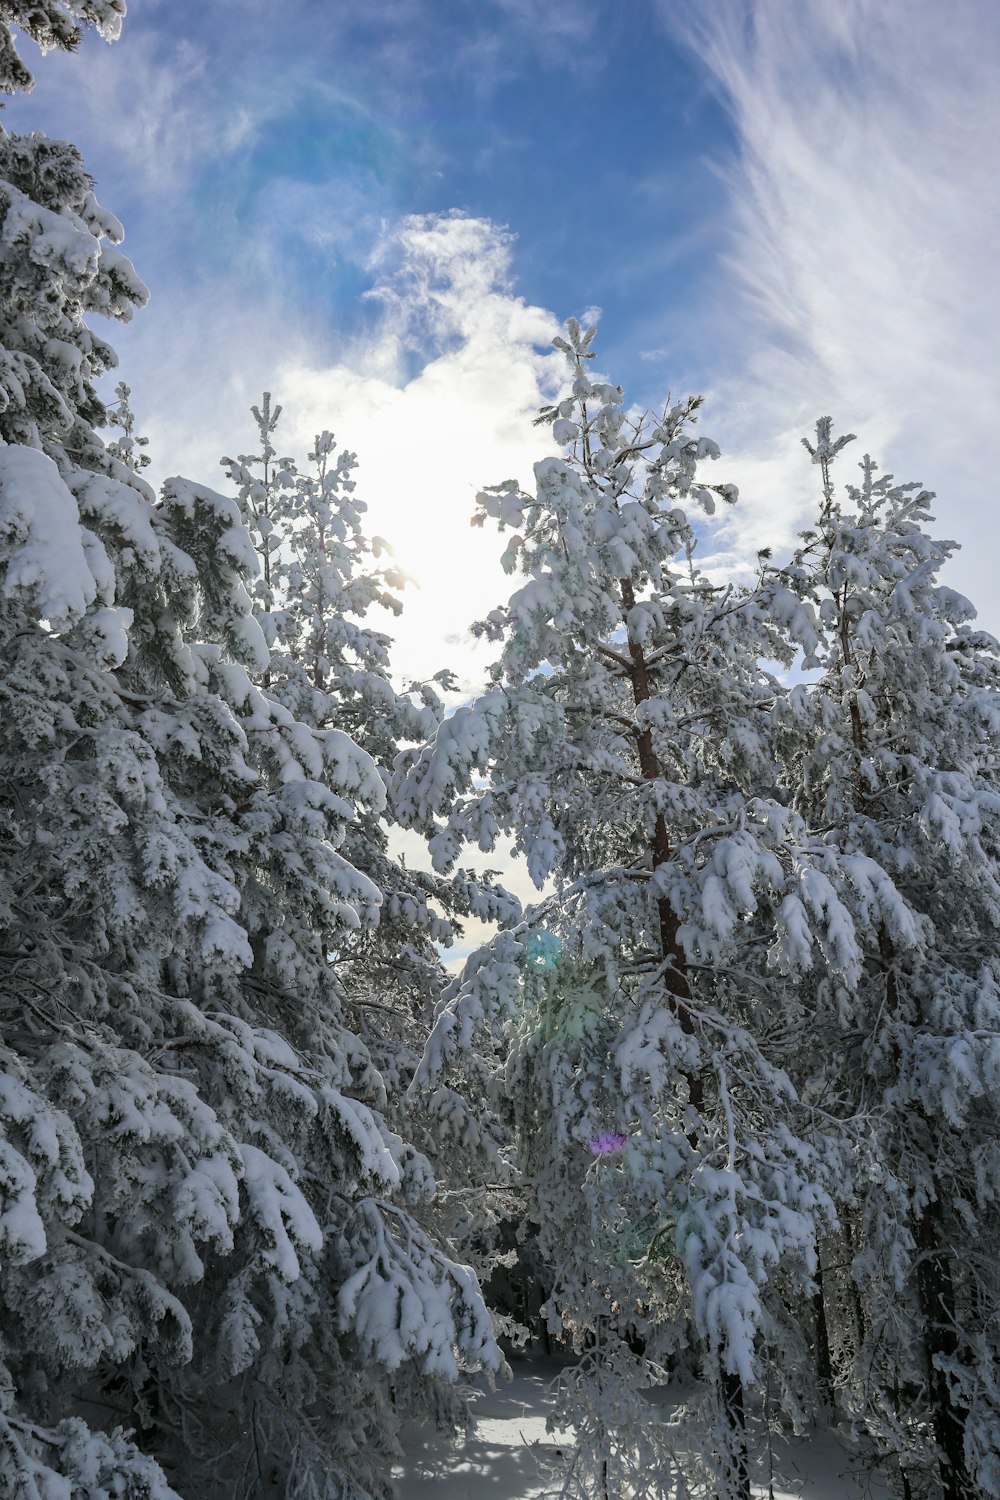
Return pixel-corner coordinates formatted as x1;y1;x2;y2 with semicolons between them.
394;1360;894;1500
395;1361;573;1499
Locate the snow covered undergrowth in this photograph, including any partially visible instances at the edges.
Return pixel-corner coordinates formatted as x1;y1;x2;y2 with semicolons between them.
394;1358;894;1500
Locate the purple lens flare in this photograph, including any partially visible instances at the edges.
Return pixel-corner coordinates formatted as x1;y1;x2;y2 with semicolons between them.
587;1130;629;1157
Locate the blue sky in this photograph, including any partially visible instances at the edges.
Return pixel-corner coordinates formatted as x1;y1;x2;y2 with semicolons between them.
12;0;734;401
9;0;1000;693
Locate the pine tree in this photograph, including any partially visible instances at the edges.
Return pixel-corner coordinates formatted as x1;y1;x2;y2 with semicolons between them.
395;323;907;1498
0;20;501;1500
220;396;528;1367
220;396;520;1149
773;424;1000;1499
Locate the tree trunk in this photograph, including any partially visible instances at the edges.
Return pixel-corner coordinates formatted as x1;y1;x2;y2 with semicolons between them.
915;1200;969;1500
841;1217;867;1349
813;1255;834;1408
722;1369;751;1500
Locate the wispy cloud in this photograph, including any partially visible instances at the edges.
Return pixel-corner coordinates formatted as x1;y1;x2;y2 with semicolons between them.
20;30;260;195
656;0;1000;615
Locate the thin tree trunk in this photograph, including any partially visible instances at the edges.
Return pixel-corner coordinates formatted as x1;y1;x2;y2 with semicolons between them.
915;1200;968;1500
722;1369;751;1500
813;1255;834;1409
841;1217;867;1348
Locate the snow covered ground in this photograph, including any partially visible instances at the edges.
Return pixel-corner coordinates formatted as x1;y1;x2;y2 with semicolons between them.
395;1361;572;1499
394;1358;895;1500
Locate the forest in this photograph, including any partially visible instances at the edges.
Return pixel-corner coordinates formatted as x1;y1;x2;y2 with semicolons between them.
0;5;997;1500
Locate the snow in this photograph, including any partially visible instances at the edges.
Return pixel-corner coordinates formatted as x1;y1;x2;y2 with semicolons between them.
238;1142;322;1281
0;1137;46;1264
2;114;994;1491
0;443;114;629
395;1361;574;1500
395;1360;895;1500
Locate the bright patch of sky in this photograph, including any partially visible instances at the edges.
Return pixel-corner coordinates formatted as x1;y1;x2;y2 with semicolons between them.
8;0;1000;680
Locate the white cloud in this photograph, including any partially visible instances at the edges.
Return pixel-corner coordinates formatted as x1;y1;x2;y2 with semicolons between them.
253;172;390;271
124;212;560;693
657;0;1000;618
19;22;565;688
273;213;562;689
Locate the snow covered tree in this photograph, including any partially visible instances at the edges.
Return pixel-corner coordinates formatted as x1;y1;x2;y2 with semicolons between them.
219;393;499;983
220;398;520;1171
771;425;1000;1499
394;323;911;1499
0;23;501;1500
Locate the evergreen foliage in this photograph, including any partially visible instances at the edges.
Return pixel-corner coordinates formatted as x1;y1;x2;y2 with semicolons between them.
1;7;998;1496
221;394;523;1322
